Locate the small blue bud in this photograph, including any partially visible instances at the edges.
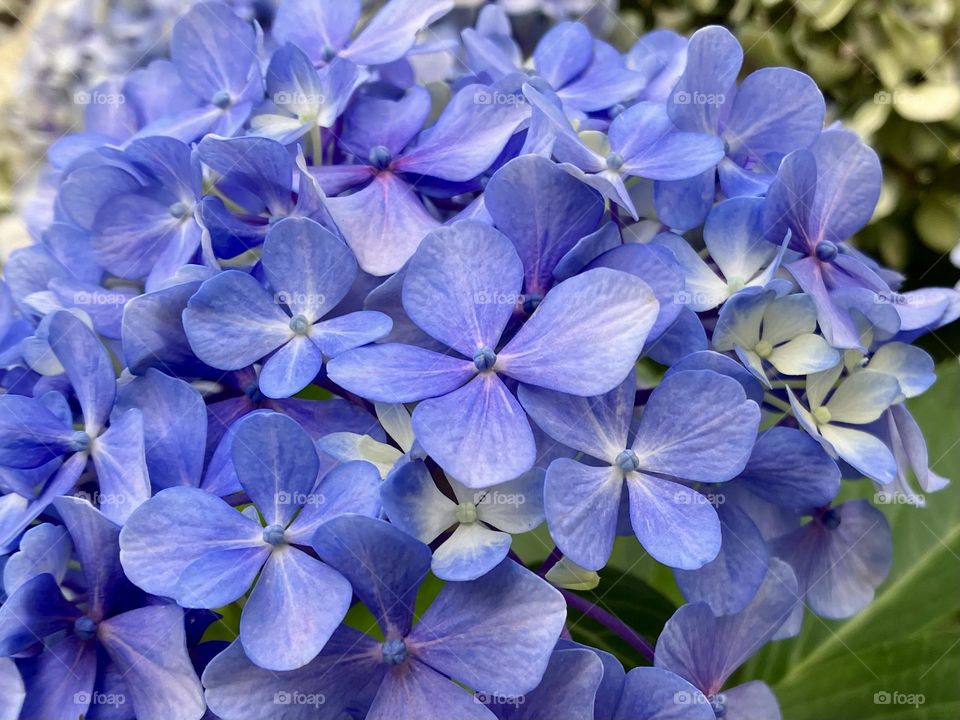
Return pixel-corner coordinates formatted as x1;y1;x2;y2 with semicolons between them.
381;638;407;666
821;508;841;530
473;346;497;372
368;145;392;170
289;314;310;335
74;616;97;641
606;153;624;171
169;201;188;219
71;430;92;452
262;524;286;546
615;449;640;473
212;90;232;109
522;294;542;315
320;44;338;62
815;240;839;262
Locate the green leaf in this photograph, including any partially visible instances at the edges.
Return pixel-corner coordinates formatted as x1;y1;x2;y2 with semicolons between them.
741;362;960;719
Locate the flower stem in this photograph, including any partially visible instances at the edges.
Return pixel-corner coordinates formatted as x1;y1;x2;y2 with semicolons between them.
559;589;655;662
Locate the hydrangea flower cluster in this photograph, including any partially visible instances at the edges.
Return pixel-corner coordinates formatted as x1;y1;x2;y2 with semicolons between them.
0;2;958;719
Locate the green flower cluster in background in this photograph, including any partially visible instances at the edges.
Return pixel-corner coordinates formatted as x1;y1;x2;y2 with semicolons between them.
618;0;960;293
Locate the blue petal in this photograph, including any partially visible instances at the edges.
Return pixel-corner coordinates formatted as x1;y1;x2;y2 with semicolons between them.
367;660;496;720
119;486;267;605
342;0;454;66
240;546;352;671
544;460;622;571
0;659;24;720
518;373;633;462
98;605;205;720
409;559;566;696
47;310;116;435
115;369;206;489
327;172;440;276
340;87;431;158
183;270;293;370
674;503;769;614
810;129;882;246
403;221;522;356
432;522;512;581
485;155;604;295
0;573;78;656
310;311;393;357
613;667;714;720
326;343;475;402
655;558;798;694
533;22;593;89
310;515;426;638
17;634;96;720
285;460;382;544
231;412;320;526
258;335;323;398
90;409;152;524
499;268;658;395
272;0;359;63
197;135;294;216
667;25;741;134
630;370;759;482
736;427;840;510
380;460;456;543
772;500;890;619
722;68;824;158
626;474;721;569
170;2;258;101
654;171;716;231
2;523;71;595
413;373;536;488
0;395;74;469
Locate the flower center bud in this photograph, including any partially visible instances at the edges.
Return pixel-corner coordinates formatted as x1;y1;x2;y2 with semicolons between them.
381;638;407;666
289;314;310;335
169;201;188;219
812;406;832;425
754;340;774;359
212;90;232;109
726;276;746;293
473;346;497;372
815;240;838;263
369;145;392;170
821;508;841;530
606;152;624;171
615;449;640;473
74;616;97;641
71;430;92;452
262;523;286;546
320;44;338;62
522;293;542;315
456;501;478;525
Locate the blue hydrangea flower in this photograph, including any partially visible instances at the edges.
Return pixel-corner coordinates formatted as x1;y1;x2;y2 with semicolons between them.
0;496;205;720
519;369;760;569
381;459;545;580
327;220;659;487
183;217;392;398
119;412;378;671
201;515;567;720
